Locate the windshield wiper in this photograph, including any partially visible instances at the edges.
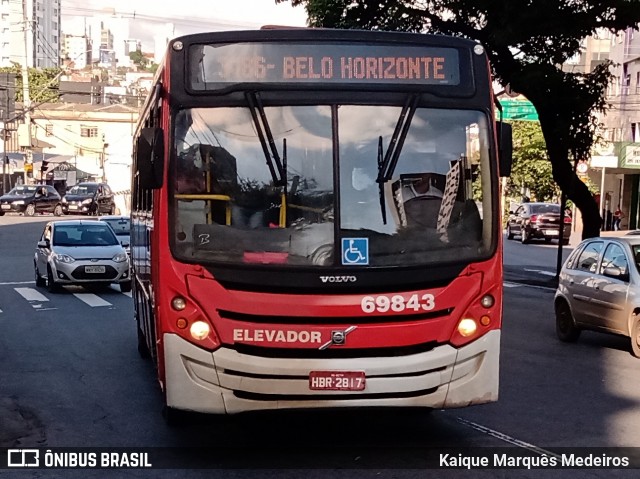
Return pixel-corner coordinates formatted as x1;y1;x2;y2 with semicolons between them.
376;94;419;184
245;91;286;187
377;136;387;225
375;94;419;224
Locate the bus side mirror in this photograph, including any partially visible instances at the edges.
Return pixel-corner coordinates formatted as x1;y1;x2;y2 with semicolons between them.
497;121;513;177
136;127;164;189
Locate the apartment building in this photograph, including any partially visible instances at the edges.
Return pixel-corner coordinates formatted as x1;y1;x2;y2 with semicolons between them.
0;0;61;68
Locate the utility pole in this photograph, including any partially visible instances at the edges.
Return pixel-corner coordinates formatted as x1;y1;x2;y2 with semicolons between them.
21;0;33;184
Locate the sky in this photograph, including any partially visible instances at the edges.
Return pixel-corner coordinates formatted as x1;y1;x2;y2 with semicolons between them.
62;0;308;50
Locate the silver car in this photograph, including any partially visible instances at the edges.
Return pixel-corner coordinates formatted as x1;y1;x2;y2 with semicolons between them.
34;220;131;293
554;235;640;357
98;215;130;255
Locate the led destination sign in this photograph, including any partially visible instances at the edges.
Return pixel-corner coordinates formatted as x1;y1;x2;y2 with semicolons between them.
190;43;462;88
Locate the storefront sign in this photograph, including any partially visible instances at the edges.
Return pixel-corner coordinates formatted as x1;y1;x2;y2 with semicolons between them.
621;145;640;168
590;156;618;168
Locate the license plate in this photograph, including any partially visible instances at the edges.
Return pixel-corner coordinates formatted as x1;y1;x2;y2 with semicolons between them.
309;371;366;391
69;205;78;210
545;230;559;235
85;265;105;273
1;204;9;210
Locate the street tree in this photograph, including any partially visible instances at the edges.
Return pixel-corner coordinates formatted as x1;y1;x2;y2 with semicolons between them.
509;121;556;203
0;64;60;104
278;0;640;239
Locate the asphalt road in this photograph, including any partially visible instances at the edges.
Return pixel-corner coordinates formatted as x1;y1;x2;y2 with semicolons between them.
1;215;639;478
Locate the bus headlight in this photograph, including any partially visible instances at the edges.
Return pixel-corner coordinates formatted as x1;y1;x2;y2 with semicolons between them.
171;296;186;311
190;321;210;341
457;318;477;337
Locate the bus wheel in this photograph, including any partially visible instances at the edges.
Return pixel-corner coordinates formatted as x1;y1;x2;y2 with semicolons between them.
162;401;191;427
555;300;580;342
630;314;640;358
137;324;151;359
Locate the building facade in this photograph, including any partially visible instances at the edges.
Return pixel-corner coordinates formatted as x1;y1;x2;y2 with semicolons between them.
0;0;61;68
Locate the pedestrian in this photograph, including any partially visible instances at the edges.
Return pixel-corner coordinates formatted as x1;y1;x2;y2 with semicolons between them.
613;206;625;231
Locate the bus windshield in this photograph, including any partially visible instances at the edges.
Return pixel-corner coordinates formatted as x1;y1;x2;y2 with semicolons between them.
172;104;492;268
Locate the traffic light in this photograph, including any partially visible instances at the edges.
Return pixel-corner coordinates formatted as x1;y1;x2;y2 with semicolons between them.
40;161;49;172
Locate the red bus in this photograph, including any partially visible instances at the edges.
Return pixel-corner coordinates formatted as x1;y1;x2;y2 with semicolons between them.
131;28;512;421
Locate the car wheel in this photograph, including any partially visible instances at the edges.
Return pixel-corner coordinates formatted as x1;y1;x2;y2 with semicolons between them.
34;262;46;287
555;299;581;342
47;265;61;293
544;237;552;243
520;228;530;244
0;210;4;216
120;281;132;293
506;225;514;240
25;204;36;216
53;204;63;216
630;314;640;358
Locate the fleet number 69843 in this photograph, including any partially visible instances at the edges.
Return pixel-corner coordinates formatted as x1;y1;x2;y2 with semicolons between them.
360;294;436;313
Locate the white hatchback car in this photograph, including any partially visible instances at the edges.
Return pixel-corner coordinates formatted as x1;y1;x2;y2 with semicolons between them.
34;220;131;293
555;235;640;357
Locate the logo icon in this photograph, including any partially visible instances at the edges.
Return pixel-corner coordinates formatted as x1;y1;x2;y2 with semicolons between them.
319;326;357;350
7;449;40;467
341;238;368;265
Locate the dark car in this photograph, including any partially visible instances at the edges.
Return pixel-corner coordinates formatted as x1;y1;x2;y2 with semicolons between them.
62;182;116;216
0;184;63;217
506;202;571;244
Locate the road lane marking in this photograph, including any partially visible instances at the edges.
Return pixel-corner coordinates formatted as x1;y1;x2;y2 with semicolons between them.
15;288;49;302
456;417;560;458
0;281;36;286
72;293;112;307
524;268;556;277
122;291;132;298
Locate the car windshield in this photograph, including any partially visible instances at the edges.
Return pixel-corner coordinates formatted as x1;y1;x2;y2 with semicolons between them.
68;185;97;195
530;204;560;214
101;218;130;235
7;186;37;196
53;225;119;247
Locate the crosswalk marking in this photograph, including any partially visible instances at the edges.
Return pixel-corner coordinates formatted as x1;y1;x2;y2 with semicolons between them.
15;288;49;302
72;293;112;307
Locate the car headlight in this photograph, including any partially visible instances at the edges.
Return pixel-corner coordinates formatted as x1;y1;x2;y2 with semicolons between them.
112;253;128;263
12;200;24;205
53;253;75;263
82;198;93;205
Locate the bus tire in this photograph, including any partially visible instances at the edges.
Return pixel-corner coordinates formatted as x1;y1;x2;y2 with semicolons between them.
137;325;151;359
555;299;580;342
162;403;191;427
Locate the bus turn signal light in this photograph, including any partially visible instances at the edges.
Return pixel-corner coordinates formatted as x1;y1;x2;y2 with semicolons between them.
457;318;477;337
176;318;188;329
480;315;491;326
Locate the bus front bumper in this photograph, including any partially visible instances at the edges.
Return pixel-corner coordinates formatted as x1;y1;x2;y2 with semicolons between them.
163;330;500;415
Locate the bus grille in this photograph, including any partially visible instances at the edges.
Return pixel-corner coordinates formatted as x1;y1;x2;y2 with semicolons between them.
217;307;453;325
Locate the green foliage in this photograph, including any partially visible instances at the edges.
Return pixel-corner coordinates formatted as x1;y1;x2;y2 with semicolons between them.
508;121;557;202
0;64;61;104
277;0;640;237
129;51;149;69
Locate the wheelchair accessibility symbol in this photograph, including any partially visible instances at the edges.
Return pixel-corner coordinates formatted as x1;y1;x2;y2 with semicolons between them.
342;238;369;265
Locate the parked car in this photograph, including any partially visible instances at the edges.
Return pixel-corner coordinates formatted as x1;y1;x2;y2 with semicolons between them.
62;182;116;216
0;184;63;217
34;220;131;293
506;202;571;244
98;215;130;255
555;235;640;357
